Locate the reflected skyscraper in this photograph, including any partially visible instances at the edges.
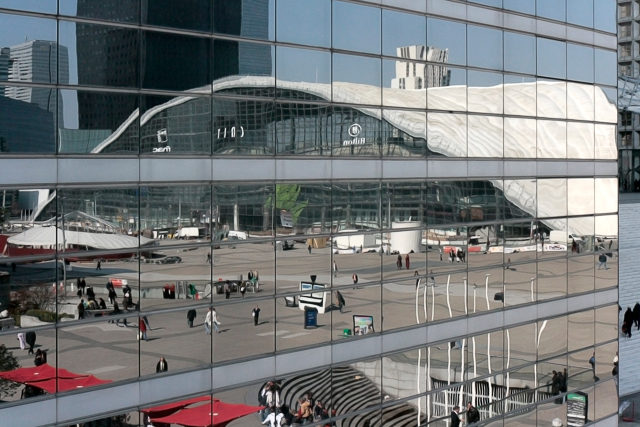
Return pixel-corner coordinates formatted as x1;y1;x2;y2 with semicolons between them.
392;45;450;89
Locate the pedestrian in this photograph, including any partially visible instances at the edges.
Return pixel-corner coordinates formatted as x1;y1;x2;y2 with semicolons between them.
624;307;634;337
414;270;421;289
396;254;402;270
613;351;619;376
439;247;443;261
252;305;260;326
466;402;480;425
633;302;640;330
224;280;231;299
76;277;82;295
96;258;101;270
206;252;211;264
589;352;596;379
204;307;212;335
98;298;107;310
609;240;613;250
430;269;436;286
240;282;246;298
17;332;25;350
80;277;86;294
450;249;455;263
139;317;148;342
505;257;511;270
77;299;85;319
450;405;461;427
598;253;608;270
187;309;196;327
211;307;221;333
308;244;312;254
405;253;410;270
560;368;568;393
352;273;358;286
336;290;346;314
333;260;338;277
156;357;168;373
25;331;36;355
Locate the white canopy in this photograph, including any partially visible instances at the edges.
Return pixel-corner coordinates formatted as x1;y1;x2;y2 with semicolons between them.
7;227;155;250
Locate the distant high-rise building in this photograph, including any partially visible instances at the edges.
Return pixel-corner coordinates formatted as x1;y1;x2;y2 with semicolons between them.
0;47;9;95
391;45;450;89
4;40;68;126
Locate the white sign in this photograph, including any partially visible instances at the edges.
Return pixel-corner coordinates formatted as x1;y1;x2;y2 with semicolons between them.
153;128;171;152
343;123;366;146
217;126;244;139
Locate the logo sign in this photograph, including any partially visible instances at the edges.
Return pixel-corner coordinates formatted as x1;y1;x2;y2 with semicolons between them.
343;123;366;146
217;126;245;139
153;128;171;152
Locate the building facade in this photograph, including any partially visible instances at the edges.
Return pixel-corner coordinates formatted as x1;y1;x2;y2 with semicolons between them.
0;1;619;426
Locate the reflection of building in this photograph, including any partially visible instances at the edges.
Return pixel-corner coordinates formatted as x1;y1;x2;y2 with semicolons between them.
0;47;9;95
391;45;450;89
0;96;55;152
4;40;68;126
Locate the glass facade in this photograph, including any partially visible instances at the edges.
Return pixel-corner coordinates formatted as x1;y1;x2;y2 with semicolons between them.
0;1;618;426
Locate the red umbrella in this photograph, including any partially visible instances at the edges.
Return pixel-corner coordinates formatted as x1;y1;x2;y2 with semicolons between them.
152;400;264;427
141;396;214;419
27;375;113;394
0;364;86;383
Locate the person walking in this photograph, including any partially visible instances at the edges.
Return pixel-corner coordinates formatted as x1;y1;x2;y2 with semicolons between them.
439;247;443;261
204;308;213;334
34;349;45;367
77;299;85;320
396;254;402;270
598;253;608;270
429;269;436;286
156;357;168;373
624;307;634;337
352;273;359;286
224;280;231;299
25;331;36;355
96;259;101;270
634;302;640;330
139;317;148;342
206;252;211;264
589;352;596;379
240;282;246;298
187;309;197;327
450;406;461;427
466;402;480;425
211;307;221;333
336;290;346;314
405;253;410;270
414;270;421;289
252;305;261;326
333;260;338;278
308;244;312;254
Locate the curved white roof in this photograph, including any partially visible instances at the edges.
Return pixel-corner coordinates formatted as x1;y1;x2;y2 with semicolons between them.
7;227;155;250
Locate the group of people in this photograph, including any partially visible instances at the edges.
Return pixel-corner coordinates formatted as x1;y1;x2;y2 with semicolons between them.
450;402;480;426
551;368;569;398
259;384;333;427
396;254;411;270
448;248;466;263
622;303;640;337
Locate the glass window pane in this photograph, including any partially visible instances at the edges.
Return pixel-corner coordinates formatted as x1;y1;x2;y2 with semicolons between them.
567;44;594;83
594;0;616;33
594;86;617;123
427;113;467;157
537;179;567;217
60;0;140;23
0;0;55;12
468;115;503;158
58;89;139;154
537;0;566;22
504;75;536;117
537;120;567;159
331;106;381;157
382;10;426;57
567;83;595;121
213;98;274;155
467;25;502;70
382;109;426;157
143;0;212;32
594;48;617;86
537;80;566;119
427;66;466;111
276;46;331;87
504;32;536;75
503;0;535;14
504;118;536;158
567;0;593;27
568;179;594;215
468;70;503;114
213;0;274;40
59;20;139;89
212;42;274;94
332;1;381;55
142;31;211;92
468;0;502;6
333;53;381;105
276;0;330;47
537;38;566;79
567;122;594;159
383;58;427;109
427;18;466;66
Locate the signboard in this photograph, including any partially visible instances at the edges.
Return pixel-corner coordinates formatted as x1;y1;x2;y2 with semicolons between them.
304;307;318;329
342;123;366;146
353;315;374;336
299;281;330;313
280;210;293;228
567;391;588;426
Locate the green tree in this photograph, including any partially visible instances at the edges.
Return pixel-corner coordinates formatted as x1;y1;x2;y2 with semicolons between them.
265;184;309;224
0;344;20;400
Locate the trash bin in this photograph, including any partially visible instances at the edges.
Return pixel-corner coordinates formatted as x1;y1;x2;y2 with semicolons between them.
304;306;318;329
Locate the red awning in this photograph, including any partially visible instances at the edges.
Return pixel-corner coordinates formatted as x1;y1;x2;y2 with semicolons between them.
141;396;214;419
0;364;86;383
0;364;110;393
27;375;113;394
152;400;264;427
